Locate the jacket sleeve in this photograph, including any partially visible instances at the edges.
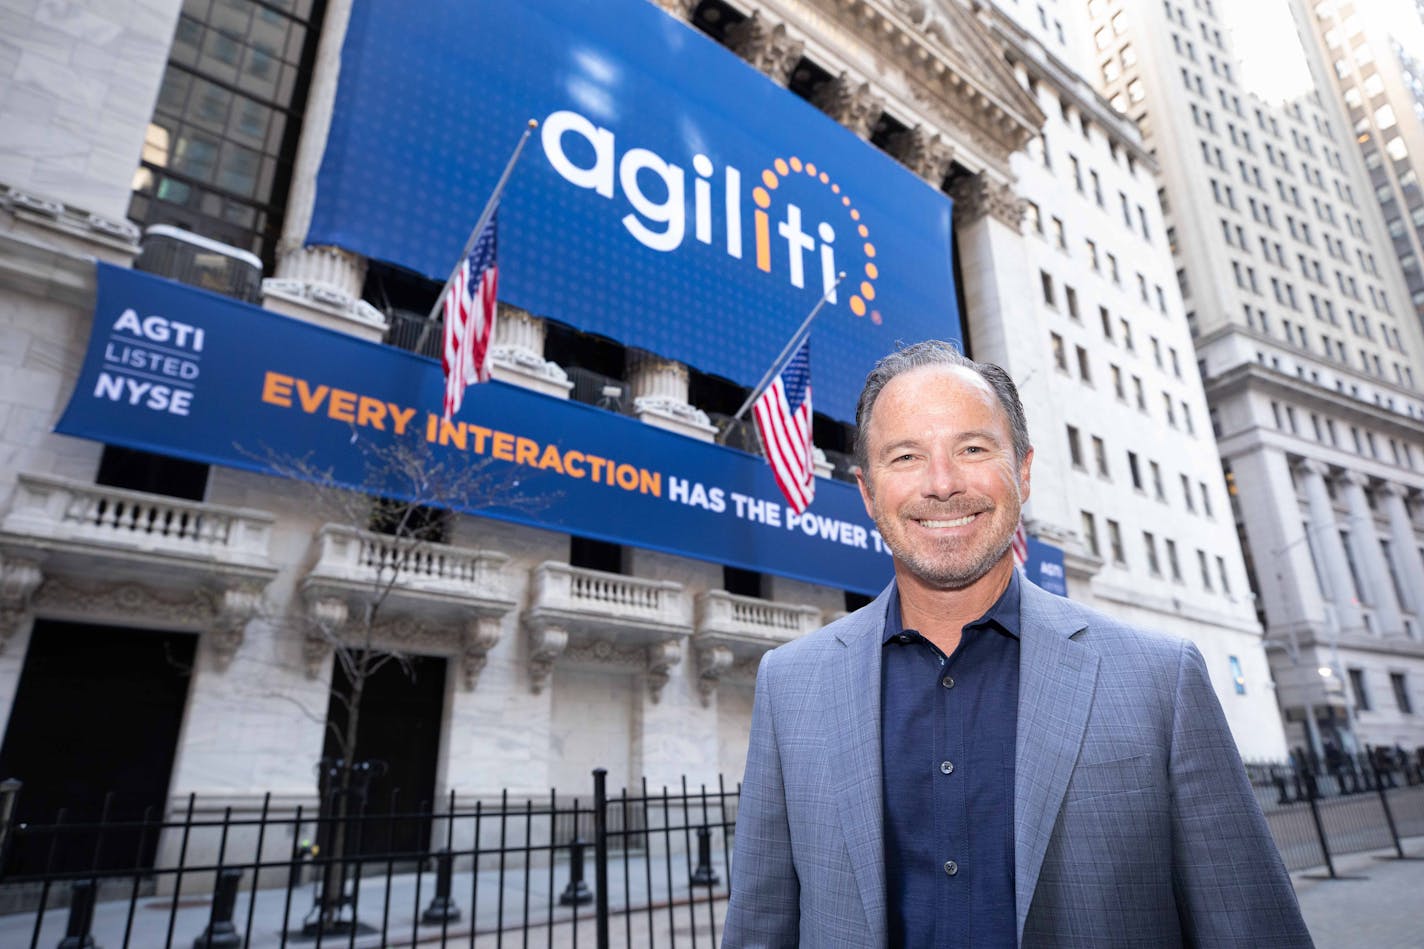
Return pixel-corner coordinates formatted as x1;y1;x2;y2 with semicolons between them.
1168;640;1314;948
721;651;800;948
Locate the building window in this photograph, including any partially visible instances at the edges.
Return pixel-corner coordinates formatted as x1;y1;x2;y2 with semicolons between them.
1150;460;1165;500
1081;511;1100;558
1143;532;1161;576
1348;667;1371;711
1197;549;1212;590
1166;539;1182;582
1052;333;1068;372
1042;270;1056;307
129;0;327;266
1092;436;1110;478
1216;555;1231;594
1076;346;1093;385
1067;425;1084;468
1107;519;1125;565
1391;672;1414;714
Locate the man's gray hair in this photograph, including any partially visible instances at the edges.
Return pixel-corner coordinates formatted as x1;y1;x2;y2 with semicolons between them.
853;340;1031;475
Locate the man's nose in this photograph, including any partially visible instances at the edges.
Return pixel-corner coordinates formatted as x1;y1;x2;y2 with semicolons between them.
922;453;965;499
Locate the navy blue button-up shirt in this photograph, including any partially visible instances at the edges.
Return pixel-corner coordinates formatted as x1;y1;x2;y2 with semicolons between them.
881;570;1021;948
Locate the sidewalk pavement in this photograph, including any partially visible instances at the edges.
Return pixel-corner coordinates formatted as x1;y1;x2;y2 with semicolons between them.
5;838;1422;947
1293;836;1424;948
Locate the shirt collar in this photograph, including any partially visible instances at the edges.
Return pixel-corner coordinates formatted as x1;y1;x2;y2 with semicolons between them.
882;568;1023;644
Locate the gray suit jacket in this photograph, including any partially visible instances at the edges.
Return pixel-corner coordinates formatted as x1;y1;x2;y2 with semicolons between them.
722;577;1312;948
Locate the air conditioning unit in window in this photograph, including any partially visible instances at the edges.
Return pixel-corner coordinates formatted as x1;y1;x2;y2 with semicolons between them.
134;224;263;303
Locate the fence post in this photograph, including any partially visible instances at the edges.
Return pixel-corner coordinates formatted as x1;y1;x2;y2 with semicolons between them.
690;825;720;887
1304;772;1337;879
593;768;609;949
57;878;98;949
191;867;243;948
559;838;594;905
0;778;19;871
421;849;462;924
1368;758;1407;859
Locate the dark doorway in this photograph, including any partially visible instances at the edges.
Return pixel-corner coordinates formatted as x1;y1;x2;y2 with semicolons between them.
320;653;446;859
0;620;196;875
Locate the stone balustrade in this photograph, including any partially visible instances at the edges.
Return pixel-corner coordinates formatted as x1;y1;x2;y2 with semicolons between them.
692;590;821;702
1;473;274;567
299;525;516;688
523;562;693;698
0;474;278;663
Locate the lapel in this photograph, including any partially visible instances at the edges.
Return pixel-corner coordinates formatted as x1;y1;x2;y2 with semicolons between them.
1013;578;1099;942
827;585;890;939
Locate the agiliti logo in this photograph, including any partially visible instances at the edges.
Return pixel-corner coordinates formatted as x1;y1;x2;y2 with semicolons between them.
542;109;883;324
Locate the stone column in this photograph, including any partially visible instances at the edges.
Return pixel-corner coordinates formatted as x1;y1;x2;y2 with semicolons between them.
1339;472;1404;636
489;304;573;398
726;13;804;86
647;0;698;19
1295;460;1365;634
627;352;718;442
261;0;386;338
887;127;957;188
1233;448;1328;632
811;73;884;139
1378;483;1424;625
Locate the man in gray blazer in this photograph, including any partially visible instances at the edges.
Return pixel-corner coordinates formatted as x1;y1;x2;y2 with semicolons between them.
722;341;1310;947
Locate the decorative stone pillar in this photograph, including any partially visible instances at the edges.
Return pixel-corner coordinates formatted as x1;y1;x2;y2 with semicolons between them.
694;643;735;706
209;584;264;669
261;0;386;338
1294;460;1365;634
302;595;348;678
627;351;718;441
1339;473;1404;636
0;556;42;652
647;0;698;18
887;127;956;187
948;173;1026;233
726;13;804;86
460;616;502;690
264;245;387;339
489;304;573;398
527;625;568;693
646;639;683;703
811;73;885;139
1378;483;1424;623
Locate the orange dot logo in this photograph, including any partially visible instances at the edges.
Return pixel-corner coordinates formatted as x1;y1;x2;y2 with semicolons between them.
752;155;884;325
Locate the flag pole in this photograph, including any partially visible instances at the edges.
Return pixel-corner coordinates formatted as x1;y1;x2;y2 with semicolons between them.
415;118;538;352
730;271;847;423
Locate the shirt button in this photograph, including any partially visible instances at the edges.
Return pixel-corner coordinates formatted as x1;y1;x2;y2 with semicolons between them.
898;633;912;644
944;860;959;876
941;675;955;688
940;760;954;775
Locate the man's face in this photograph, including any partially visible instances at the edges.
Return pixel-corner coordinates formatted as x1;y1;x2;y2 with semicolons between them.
856;364;1032;591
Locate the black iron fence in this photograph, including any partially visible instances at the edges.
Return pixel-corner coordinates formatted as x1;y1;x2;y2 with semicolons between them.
1245;750;1424;876
0;770;736;949
2;757;1421;947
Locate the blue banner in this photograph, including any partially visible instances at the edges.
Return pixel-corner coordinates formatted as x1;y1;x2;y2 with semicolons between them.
1026;536;1067;597
57;264;900;595
306;0;960;424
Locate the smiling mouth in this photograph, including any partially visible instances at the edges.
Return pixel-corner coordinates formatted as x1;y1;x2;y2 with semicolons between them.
916;513;978;529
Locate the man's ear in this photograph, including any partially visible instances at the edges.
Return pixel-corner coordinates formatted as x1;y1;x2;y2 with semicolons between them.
856;468;875;519
1019;447;1034;502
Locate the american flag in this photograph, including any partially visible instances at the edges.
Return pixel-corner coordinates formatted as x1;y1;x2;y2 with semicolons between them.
753;337;815;514
441;210;499;420
1012;521;1029;568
